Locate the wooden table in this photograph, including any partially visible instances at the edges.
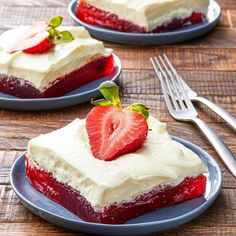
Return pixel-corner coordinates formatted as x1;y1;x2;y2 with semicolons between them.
0;0;236;235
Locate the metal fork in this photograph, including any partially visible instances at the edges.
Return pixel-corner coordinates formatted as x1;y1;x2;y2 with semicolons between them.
157;56;236;132
150;55;236;177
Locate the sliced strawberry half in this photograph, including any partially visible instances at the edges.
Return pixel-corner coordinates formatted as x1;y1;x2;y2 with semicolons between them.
19;21;48;41
8;16;74;54
8;21;50;53
9;31;52;54
86;105;148;161
85;81;149;161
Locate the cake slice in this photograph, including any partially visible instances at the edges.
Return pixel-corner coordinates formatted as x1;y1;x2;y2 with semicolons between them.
26;82;207;224
76;0;209;33
26;117;207;224
0;18;114;98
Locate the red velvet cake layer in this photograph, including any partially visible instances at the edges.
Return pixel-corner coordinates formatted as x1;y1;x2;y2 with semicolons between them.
25;157;207;224
0;54;114;98
76;2;204;33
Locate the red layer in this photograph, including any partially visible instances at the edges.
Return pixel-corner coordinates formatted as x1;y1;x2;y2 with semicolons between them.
76;2;204;33
0;54;114;98
25;157;207;224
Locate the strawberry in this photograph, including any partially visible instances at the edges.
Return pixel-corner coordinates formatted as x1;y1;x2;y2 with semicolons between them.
8;16;74;54
9;21;50;53
86;81;149;161
10;31;52;54
19;21;48;40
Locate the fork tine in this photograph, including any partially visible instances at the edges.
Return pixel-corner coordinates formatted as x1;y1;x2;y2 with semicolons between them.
150;57;161;80
153;57;180;111
159;55;186;110
150;57;176;113
163;54;194;109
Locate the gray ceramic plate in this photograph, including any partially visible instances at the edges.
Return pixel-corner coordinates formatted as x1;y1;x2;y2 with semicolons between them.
68;0;221;45
0;53;121;111
10;136;222;235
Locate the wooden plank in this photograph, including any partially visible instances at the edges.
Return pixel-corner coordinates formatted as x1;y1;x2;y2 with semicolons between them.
0;185;37;222
0;224;236;236
119;70;236;97
218;9;231;28
110;47;236;71
229;10;236;27
0;6;73;32
218;0;236;10
0;223;235;236
185;28;236;47
0;223;89;236
0;151;19;184
178;226;236;235
0;222;177;236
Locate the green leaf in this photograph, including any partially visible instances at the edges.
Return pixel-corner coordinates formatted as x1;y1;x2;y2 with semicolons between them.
48;28;56;38
127;103;150;120
91;99;112;106
98;81;121;107
49;16;63;28
59;31;74;42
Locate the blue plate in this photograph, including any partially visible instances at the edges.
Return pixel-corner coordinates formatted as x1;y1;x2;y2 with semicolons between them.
10;136;222;235
68;0;221;45
0;53;121;111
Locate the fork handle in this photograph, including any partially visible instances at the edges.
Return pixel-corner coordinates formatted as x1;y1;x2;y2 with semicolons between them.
192;117;236;177
193;96;236;132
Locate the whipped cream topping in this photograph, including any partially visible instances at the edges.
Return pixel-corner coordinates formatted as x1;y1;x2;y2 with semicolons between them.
27;116;207;208
0;26;112;90
84;0;209;31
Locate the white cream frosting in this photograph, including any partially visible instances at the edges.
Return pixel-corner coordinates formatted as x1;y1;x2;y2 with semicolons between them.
0;26;112;90
27;116;207;209
84;0;209;31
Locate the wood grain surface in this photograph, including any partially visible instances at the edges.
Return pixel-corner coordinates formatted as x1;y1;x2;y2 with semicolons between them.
0;0;236;235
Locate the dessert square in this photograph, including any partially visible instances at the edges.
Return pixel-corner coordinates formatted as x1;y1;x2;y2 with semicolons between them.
76;0;209;33
0;26;114;98
26;116;207;224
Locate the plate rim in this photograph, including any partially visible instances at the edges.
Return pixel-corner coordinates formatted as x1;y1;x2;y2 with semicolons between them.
0;53;121;102
68;0;221;38
10;135;223;229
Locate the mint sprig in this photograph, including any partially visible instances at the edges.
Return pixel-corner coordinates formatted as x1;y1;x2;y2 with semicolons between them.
92;81;121;107
47;16;74;44
127;103;150;119
92;81;150;120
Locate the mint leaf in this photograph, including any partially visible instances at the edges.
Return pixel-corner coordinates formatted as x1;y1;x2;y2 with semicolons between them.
127;103;150;120
91;99;112;106
49;16;63;28
59;31;74;42
47;16;74;45
98;81;121;107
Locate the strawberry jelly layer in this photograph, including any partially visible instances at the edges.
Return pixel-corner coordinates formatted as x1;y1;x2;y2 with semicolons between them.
76;2;204;33
0;54;114;98
25;157;207;224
